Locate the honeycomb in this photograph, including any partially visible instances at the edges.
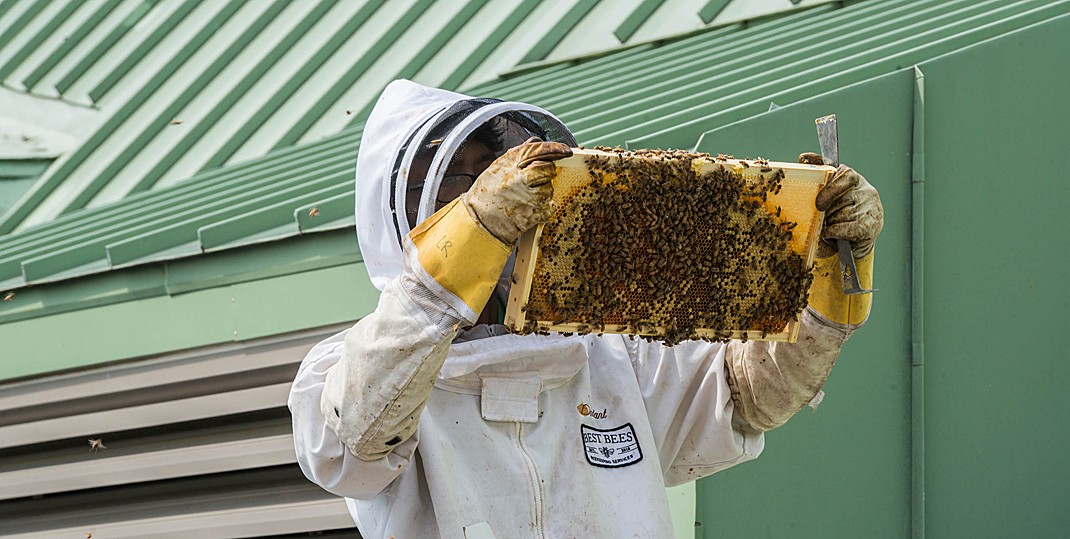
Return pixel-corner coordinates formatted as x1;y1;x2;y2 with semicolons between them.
504;147;831;345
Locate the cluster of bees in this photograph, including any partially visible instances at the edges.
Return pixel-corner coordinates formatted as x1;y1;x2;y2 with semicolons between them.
516;147;813;346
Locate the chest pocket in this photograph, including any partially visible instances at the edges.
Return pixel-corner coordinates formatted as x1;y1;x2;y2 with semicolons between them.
479;372;540;423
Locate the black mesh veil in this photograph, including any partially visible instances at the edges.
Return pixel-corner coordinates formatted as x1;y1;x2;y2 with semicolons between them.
387;98;576;244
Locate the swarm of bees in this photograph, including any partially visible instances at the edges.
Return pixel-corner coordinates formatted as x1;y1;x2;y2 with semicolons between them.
514;147;813;346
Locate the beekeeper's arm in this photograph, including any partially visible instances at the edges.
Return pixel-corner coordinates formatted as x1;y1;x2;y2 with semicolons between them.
639;162;882;486
725;159;883;432
289;140;570;497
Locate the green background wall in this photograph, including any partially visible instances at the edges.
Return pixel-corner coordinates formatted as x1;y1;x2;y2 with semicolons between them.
689;15;1070;539
920;15;1069;539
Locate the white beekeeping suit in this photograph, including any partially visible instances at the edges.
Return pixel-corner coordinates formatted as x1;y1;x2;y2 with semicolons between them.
289;80;878;539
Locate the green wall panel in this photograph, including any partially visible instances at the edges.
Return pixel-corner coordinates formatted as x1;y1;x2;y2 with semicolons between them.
919;15;1070;539
0;262;378;381
693;69;915;538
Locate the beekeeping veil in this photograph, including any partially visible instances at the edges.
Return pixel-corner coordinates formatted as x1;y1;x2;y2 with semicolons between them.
355;80;575;291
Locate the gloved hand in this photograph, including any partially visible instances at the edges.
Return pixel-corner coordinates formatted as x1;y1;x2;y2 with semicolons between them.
461;137;573;245
798;152;884;259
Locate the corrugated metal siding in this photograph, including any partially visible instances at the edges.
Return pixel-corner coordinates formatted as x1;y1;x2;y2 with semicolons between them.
0;325;360;537
2;0;1065;316
0;0;763;234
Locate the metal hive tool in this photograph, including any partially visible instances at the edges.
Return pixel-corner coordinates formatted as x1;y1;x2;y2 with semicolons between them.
504;148;834;345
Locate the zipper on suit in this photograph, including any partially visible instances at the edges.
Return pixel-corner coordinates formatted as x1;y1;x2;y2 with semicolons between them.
514;422;546;539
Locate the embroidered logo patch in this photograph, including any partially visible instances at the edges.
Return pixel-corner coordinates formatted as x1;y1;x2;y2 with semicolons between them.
581;423;643;468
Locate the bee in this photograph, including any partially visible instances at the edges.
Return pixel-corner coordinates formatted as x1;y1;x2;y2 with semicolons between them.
739;161;749;169
308;207;320;218
2;291;12;302
88;438;107;453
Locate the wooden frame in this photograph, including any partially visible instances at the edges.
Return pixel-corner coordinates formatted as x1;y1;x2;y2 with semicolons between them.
505;149;833;343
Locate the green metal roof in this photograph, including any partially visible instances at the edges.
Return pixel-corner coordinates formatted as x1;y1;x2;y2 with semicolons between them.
0;0;1066;324
0;0;793;234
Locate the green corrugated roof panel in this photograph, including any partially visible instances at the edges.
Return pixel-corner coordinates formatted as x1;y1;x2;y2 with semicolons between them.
0;0;749;234
614;0;664;42
0;159;50;216
494;0;1067;148
699;0;732;24
19;0;124;91
1;0;1066;318
497;2;842;113
0;0;51;55
626;0;1069;148
0;0;82;83
51;1;159;97
516;0;600;66
0;131;360;287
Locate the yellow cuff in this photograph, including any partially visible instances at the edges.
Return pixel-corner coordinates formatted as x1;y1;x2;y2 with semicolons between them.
808;249;874;325
410;198;513;313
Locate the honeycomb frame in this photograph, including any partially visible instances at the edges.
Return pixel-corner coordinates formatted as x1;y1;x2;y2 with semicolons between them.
505;148;834;344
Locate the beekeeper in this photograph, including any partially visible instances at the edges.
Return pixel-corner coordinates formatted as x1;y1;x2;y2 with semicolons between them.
289;80;883;538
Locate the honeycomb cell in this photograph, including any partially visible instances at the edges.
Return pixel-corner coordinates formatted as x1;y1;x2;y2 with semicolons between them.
508;147;829;345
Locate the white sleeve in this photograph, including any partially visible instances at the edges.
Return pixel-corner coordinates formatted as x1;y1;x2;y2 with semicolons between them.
288;256;471;498
289;329;421;500
630;307;851;487
627;338;764;487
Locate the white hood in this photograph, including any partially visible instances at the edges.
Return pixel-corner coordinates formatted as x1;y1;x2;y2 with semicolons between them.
355;79;575;290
